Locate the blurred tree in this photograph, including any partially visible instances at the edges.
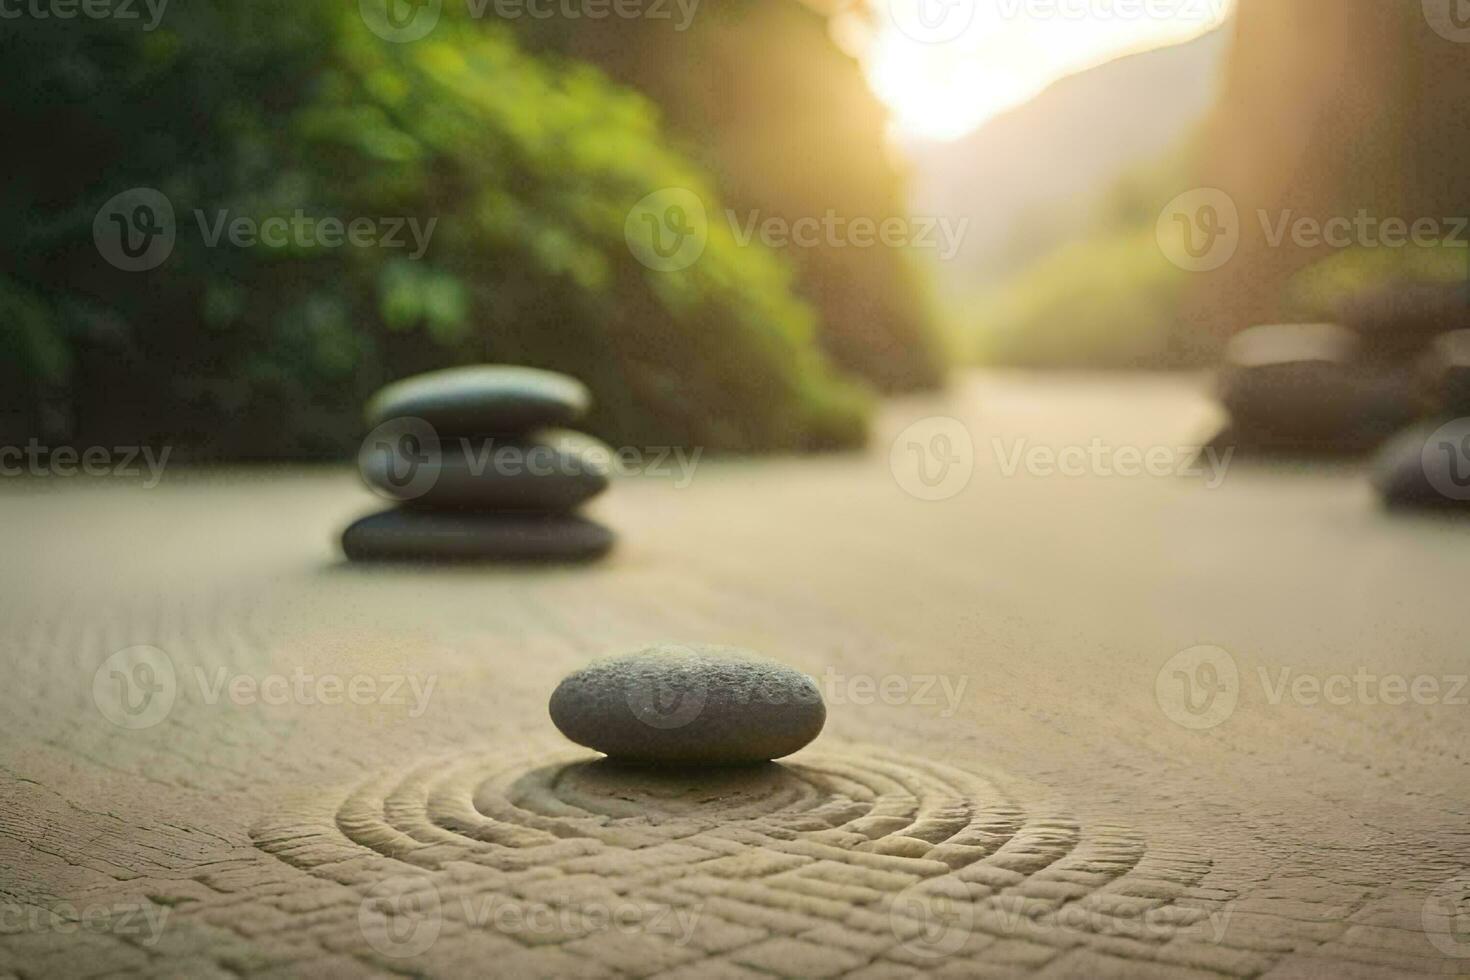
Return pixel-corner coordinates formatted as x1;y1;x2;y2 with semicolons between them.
0;0;870;457
515;0;946;392
1188;0;1470;345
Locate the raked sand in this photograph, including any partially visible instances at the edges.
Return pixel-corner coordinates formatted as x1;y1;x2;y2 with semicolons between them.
2;371;1467;978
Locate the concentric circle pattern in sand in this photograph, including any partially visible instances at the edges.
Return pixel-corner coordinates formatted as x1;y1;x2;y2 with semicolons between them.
251;744;1224;976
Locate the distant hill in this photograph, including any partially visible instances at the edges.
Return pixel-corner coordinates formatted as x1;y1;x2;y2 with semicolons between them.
909;28;1230;292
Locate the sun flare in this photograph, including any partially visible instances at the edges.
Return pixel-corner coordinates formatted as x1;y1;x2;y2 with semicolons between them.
861;0;1233;143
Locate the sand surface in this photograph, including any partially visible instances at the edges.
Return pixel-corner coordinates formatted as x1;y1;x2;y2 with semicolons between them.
2;372;1468;978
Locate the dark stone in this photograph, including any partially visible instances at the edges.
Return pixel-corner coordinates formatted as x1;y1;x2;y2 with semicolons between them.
1217;323;1416;453
1336;281;1470;363
1423;330;1470;416
1372;419;1470;510
341;509;614;562
361;430;610;512
366;366;591;436
549;645;826;765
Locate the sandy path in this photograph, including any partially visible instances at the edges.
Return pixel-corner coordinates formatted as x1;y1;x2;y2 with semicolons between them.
1;372;1467;978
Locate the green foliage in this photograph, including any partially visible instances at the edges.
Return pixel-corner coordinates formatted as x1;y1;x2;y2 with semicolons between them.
516;0;945;393
1283;244;1470;319
970;231;1190;368
964;138;1203;369
0;1;869;455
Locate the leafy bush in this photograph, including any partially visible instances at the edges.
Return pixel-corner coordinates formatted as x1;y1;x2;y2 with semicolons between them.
517;0;946;392
1283;244;1470;319
0;1;870;457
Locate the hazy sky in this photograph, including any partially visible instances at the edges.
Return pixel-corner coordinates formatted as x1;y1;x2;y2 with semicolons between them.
857;0;1234;141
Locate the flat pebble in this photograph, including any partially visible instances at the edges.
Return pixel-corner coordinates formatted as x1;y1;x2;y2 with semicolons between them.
361;429;610;511
1218;323;1414;450
341;509;614;562
549;645;826;765
366;365;591;436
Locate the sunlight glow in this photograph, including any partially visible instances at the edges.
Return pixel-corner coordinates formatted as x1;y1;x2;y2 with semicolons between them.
861;0;1233;142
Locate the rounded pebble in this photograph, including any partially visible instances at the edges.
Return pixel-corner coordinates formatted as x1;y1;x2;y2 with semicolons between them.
361;429;610;511
341;509;615;562
549;645;826;765
366;365;591;436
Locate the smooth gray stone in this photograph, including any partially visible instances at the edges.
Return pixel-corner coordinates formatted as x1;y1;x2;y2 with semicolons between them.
361;430;610;511
1372;420;1470;510
1337;281;1470;362
1218;323;1415;451
549;645;826;765
1425;331;1470;416
366;366;591;436
341;509;614;562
